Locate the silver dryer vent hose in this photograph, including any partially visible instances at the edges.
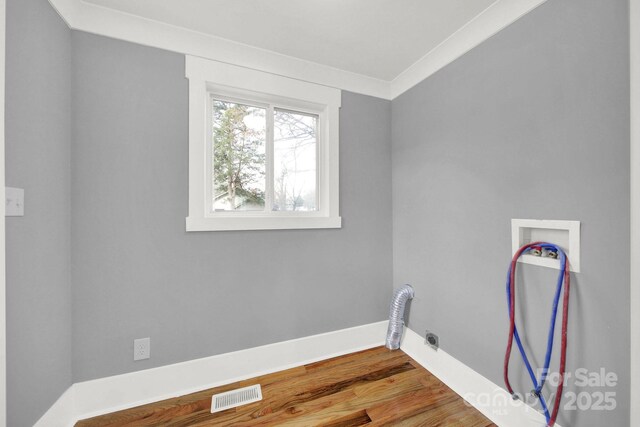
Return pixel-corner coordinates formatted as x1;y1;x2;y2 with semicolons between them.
385;284;414;350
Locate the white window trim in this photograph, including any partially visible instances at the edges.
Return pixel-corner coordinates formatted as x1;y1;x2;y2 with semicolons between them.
631;0;640;424
185;55;341;231
0;0;6;423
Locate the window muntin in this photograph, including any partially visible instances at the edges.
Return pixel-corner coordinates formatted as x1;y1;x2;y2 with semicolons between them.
186;55;341;231
207;94;321;216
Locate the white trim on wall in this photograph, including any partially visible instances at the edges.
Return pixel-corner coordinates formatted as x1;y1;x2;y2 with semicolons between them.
184;56;342;232
630;0;640;425
390;0;548;99
44;0;76;27
34;324;557;427
35;321;388;426
32;388;75;427
45;0;549;101
47;0;391;99
0;0;6;424
511;219;581;272
400;328;560;427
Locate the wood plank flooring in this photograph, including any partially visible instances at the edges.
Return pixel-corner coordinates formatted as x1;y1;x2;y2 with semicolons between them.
76;347;496;426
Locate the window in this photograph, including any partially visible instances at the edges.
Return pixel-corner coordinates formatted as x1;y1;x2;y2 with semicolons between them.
209;99;319;214
185;56;341;231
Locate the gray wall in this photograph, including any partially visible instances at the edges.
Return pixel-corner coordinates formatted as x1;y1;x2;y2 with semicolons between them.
392;0;630;426
5;0;73;425
70;32;393;381
5;0;632;425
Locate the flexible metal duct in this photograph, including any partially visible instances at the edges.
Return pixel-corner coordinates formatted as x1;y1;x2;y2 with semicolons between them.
385;284;415;350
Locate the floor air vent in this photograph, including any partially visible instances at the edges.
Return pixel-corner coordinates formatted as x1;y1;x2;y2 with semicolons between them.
211;384;263;413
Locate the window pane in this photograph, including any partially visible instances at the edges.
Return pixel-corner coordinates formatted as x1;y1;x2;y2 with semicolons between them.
212;99;266;211
273;109;318;211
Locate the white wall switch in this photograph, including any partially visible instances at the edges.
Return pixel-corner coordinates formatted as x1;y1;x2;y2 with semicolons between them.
5;187;24;217
134;337;151;361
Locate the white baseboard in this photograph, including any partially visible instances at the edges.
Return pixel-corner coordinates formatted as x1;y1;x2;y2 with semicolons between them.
34;321;388;426
400;327;561;427
34;387;76;427
35;323;560;427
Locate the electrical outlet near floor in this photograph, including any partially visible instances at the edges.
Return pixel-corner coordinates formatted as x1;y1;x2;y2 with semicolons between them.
134;337;151;361
425;331;439;350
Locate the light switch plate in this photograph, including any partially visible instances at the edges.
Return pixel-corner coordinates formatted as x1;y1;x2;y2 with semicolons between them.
6;187;24;216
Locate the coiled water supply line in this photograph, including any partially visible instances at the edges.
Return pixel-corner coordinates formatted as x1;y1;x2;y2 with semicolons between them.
504;242;571;427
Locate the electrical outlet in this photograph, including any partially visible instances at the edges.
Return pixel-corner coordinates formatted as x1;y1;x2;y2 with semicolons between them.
5;187;24;217
425;331;439;350
134;337;150;361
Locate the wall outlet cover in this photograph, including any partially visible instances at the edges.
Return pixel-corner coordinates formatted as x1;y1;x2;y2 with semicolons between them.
5;187;24;216
134;337;150;361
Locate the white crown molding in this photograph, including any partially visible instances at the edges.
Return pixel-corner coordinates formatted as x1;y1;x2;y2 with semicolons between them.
390;0;548;99
48;0;391;99
45;0;78;28
48;0;547;101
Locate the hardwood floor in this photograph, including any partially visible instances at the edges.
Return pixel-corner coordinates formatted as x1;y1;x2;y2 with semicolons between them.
76;347;496;426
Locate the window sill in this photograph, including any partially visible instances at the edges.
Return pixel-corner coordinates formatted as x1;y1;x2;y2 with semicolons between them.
185;216;342;232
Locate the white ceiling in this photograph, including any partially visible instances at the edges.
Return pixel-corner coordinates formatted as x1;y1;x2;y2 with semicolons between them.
81;0;497;81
